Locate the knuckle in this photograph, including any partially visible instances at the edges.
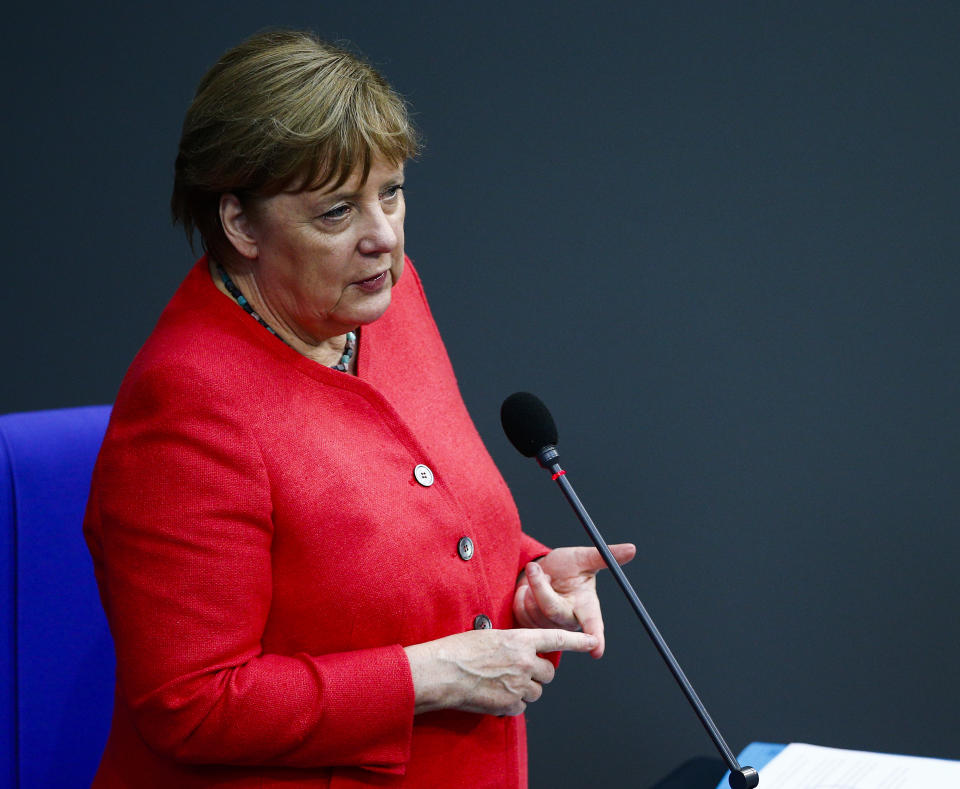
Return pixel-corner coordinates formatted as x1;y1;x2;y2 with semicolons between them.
541;600;561;618
503;630;522;647
524;597;541;620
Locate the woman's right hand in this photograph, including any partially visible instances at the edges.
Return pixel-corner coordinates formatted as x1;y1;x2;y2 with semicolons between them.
403;628;597;716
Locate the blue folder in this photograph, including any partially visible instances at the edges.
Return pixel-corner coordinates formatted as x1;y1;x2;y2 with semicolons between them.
715;743;786;789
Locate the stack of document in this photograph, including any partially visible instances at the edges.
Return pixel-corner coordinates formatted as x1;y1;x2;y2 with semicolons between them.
717;742;960;788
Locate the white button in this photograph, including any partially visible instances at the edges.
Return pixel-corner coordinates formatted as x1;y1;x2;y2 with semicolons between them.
414;464;434;487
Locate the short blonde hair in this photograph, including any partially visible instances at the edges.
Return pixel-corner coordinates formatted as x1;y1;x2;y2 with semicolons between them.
171;30;419;256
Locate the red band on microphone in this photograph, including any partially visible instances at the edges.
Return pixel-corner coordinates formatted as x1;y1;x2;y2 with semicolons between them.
551;470;566;480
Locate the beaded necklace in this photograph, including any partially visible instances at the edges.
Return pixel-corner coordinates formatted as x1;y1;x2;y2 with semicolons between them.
216;262;356;372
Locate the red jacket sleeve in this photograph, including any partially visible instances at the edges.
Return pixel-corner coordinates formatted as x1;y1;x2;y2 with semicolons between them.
84;362;415;772
517;532;550;572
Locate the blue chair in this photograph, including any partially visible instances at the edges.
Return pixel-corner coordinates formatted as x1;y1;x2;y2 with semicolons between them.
1;406;114;788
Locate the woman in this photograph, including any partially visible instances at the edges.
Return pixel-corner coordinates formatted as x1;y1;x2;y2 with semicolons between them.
84;29;634;788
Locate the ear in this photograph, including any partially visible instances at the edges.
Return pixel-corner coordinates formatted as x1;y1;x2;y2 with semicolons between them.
219;193;259;259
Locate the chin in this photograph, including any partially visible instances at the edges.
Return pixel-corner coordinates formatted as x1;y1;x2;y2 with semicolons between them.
351;287;395;329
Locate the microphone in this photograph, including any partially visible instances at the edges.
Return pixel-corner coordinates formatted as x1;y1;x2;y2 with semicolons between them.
500;391;759;789
500;391;557;460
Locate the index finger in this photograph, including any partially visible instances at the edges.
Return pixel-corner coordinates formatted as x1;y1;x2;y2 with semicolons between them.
531;628;599;653
577;543;637;573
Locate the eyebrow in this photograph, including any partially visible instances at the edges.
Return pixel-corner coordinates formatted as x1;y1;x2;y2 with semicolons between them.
307;170;405;200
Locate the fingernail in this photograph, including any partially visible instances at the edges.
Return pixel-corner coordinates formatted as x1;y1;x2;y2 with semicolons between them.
528;562;541;576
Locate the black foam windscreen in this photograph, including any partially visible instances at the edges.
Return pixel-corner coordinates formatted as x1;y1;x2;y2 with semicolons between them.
500;392;558;458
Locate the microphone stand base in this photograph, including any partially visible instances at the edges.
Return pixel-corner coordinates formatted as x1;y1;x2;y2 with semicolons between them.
729;766;760;789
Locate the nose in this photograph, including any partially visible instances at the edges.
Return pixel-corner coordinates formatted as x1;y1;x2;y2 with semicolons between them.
357;205;400;256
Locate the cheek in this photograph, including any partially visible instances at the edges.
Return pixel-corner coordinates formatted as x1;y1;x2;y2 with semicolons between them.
393;212;405;246
391;216;405;261
391;251;405;286
307;239;352;280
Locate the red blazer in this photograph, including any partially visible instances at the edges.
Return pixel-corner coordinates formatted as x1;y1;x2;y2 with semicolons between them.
84;257;549;788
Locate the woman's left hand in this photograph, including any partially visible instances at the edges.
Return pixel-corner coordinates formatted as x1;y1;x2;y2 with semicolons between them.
513;543;636;659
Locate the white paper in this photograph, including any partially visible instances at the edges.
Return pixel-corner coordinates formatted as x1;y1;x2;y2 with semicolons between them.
757;743;960;788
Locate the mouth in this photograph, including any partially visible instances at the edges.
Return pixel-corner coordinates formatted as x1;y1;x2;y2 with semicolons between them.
353;270;389;292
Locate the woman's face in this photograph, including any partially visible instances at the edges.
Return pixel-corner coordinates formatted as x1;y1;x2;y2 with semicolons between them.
241;155;406;343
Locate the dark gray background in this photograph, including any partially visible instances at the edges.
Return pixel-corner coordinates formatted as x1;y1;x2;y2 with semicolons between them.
4;2;959;786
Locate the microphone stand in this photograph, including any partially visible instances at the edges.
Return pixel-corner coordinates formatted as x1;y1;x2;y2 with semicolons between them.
535;445;759;789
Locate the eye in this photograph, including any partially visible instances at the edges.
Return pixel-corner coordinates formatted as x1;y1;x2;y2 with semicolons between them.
320;203;351;222
381;184;405;202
